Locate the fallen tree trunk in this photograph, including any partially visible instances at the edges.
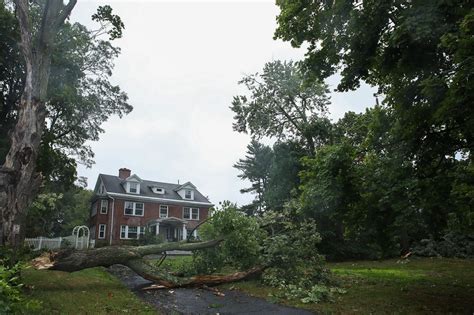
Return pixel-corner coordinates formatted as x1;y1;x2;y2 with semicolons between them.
126;259;263;288
32;238;264;288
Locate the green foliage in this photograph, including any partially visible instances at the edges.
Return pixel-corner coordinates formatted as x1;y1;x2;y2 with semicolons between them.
0;2;131;187
272;284;345;304
260;207;337;303
136;227;164;246
234;140;273;214
92;5;125;40
275;0;474;198
231;60;331;154
25;187;93;237
193;202;264;273
264;141;305;211
235;140;305;214
412;232;474;258
0;263;41;314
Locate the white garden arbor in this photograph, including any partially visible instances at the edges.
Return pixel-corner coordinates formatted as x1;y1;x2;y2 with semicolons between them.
72;225;90;249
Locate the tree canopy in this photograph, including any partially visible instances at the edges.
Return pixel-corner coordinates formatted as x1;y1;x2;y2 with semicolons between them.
0;3;131;188
274;0;473;168
230;60;331;154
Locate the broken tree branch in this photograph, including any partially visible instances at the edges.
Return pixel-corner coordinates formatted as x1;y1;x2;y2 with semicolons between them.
31;237;265;288
33;238;224;272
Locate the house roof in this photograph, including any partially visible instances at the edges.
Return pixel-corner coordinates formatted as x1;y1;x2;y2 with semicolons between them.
98;174;213;206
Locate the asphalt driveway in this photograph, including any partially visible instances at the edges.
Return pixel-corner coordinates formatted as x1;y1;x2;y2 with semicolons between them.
108;264;314;315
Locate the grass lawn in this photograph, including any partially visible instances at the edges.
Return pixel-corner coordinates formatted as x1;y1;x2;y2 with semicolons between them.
22;267;155;314
21;257;474;314
221;257;474;314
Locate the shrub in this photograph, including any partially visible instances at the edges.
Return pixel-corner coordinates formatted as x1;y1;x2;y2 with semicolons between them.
191;201;344;303
0;262;41;314
412;232;474;258
192;201;264;274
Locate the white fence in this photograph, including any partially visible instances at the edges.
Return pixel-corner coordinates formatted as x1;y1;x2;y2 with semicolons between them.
25;235;93;251
25;225;92;251
25;236;62;250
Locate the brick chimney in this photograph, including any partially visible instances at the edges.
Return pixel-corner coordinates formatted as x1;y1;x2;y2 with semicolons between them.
118;168;131;179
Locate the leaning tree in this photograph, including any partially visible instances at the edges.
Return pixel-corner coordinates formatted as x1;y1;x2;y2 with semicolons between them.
0;0;78;246
0;1;125;247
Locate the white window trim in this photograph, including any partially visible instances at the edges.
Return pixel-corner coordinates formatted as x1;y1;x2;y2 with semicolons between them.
100;200;108;214
98;224;106;239
183;207;199;220
120;225;144;240
127;182;140;194
152;187;165;194
159;205;168;218
124;201;145;216
183;189;194;200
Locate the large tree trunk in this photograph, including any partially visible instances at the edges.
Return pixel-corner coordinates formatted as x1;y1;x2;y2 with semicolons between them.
0;0;77;246
32;239;264;288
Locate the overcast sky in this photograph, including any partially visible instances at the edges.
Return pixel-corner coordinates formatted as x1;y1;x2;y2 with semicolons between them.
72;1;376;206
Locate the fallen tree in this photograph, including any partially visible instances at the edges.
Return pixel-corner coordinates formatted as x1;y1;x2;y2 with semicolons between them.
30;204;328;296
32;238;263;288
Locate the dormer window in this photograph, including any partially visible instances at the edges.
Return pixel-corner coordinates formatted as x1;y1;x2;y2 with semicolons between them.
185;189;192;199
127;182;140;194
151;186;165;194
174;182;197;200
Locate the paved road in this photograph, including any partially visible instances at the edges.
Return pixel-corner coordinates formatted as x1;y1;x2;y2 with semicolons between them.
108;265;314;315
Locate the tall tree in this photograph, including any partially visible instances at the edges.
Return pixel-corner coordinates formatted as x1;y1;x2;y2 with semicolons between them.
0;3;130;189
264;141;305;211
230;60;331;155
234;140;273;215
0;0;78;246
0;1;126;246
274;0;473;168
25;187;93;237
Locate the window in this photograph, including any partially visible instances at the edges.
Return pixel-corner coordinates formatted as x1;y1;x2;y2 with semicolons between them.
120;225;145;239
100;200;108;214
152;187;165;194
160;205;168;218
184;189;192;199
183;207;199;220
98;224;106;239
99;183;106;194
128;226;138;239
124;201;144;216
128;182;140;194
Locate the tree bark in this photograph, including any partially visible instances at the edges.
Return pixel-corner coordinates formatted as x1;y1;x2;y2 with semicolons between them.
126;259;262;288
0;0;77;246
31;239;264;288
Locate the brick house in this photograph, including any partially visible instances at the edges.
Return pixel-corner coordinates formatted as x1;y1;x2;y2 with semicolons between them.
90;168;213;246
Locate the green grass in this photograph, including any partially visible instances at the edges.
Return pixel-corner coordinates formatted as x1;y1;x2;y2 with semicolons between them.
21;257;474;314
222;258;474;314
152;255;193;273
22;267;155;314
